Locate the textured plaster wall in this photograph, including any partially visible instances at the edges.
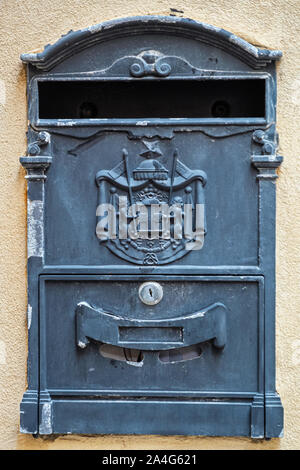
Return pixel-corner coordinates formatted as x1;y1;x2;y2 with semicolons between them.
0;0;299;450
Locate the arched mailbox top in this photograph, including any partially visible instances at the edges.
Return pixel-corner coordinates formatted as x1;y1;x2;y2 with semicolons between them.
21;15;282;71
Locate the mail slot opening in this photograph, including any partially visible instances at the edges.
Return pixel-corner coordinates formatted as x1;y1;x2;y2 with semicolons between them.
38;79;265;119
119;326;183;343
159;344;203;363
99;344;144;363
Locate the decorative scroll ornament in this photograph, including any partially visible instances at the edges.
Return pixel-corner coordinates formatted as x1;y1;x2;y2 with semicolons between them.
251;129;283;180
95;141;207;265
129;50;172;77
20;131;52;181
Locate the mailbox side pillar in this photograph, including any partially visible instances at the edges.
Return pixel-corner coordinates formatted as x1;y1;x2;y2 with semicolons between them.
20;136;52;434
252;151;284;438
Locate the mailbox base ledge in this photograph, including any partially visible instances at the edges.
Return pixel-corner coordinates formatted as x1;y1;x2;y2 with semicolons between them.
38;398;266;437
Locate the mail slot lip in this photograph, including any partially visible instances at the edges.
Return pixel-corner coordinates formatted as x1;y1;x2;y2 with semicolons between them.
29;72;272;127
76;301;227;350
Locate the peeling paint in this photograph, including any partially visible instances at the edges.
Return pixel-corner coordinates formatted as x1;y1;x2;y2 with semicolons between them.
229;34;258;57
19;426;29;434
78;301;91;308
27;199;44;258
126;360;144;367
27;304;32;330
56;120;76;126
136;121;149;126
201;22;221;33
39;402;52;434
88;24;103;34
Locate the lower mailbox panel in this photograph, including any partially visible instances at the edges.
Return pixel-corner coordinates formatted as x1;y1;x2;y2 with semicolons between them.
38;275;267;436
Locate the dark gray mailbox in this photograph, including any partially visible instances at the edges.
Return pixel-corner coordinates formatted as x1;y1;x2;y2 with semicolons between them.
20;16;283;438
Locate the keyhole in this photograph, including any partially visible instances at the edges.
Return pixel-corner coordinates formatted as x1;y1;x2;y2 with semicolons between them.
139;282;163;306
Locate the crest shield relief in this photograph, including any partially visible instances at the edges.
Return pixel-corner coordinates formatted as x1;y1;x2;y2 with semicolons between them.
95;142;207;264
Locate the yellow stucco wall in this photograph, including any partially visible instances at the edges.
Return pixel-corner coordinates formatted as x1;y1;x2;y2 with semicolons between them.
0;0;299;450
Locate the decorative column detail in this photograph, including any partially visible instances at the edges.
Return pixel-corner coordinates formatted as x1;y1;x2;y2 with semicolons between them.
20;131;52;181
251;128;284;438
19;131;52;434
251;129;283;179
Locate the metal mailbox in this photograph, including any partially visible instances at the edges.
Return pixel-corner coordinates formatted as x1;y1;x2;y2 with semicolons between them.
20;16;283;437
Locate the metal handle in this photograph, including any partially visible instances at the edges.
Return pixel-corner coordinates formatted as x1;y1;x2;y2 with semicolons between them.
76;301;227;351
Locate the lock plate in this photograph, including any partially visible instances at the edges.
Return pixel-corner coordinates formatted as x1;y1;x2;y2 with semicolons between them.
138;281;163;305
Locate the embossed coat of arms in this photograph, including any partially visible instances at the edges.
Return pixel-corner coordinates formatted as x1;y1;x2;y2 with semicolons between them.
95;140;207;265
